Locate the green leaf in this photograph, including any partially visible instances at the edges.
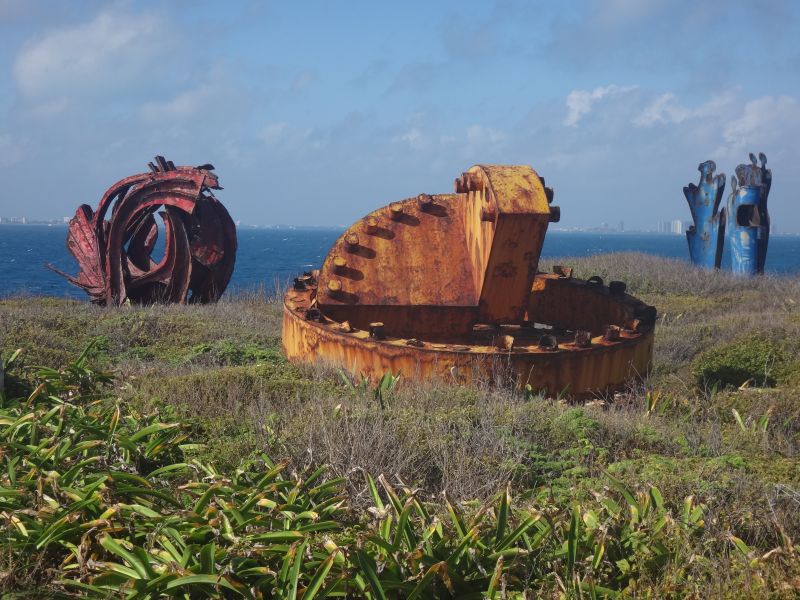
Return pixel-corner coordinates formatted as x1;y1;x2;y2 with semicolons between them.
407;561;446;600
355;551;387;600
495;482;510;546
128;422;180;443
567;504;580;574
164;574;249;597
99;536;150;579
288;541;307;600
302;550;337;599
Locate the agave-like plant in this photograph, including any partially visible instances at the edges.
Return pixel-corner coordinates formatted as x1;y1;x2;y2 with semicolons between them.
9;345;779;599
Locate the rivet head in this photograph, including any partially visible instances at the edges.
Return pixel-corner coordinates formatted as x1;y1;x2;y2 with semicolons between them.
369;322;386;339
574;330;592;348
390;202;404;218
481;207;496;222
365;217;378;233
609;281;627;296
538;334;558;350
333;255;346;269
625;318;642;333
327;279;342;293
418;194;434;209
553;265;573;279
345;233;359;248
587;275;604;288
495;335;515;350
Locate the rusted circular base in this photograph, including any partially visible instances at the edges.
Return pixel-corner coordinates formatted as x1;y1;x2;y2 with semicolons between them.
283;270;655;397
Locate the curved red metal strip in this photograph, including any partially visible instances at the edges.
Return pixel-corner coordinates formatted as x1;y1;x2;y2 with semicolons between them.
56;158;236;306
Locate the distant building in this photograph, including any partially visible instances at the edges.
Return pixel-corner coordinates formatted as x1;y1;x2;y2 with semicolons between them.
657;220;685;235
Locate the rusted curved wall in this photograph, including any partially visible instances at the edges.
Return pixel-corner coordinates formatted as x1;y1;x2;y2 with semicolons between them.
284;271;654;396
282;163;654;396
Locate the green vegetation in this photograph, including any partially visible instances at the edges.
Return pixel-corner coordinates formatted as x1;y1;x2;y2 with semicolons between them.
692;336;794;389
1;253;799;597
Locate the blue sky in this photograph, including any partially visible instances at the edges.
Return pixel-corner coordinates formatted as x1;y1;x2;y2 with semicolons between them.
1;0;799;231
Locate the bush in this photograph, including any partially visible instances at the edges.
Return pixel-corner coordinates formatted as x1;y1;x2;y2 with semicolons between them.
692;337;791;389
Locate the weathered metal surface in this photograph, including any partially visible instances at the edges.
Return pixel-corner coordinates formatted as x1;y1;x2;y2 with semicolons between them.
282;164;655;396
726;153;771;276
49;157;236;305
284;270;654;396
684;160;726;268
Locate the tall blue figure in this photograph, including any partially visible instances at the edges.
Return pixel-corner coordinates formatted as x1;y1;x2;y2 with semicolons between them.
684;160;726;268
726;153;771;276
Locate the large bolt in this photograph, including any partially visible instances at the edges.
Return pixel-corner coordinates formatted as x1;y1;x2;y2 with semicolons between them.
587;275;604;288
609;281;627;296
574;330;592;348
538;334;558;350
336;320;353;333
495;334;515;350
603;325;621;341
333;255;347;271
390;202;404;219
364;217;378;234
625;318;642;333
345;233;359;250
481;207;497;222
418;194;434;210
369;322;386;339
553;265;573;279
327;279;342;293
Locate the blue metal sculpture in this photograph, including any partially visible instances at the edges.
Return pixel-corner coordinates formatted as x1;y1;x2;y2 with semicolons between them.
726;153;771;276
684;160;726;268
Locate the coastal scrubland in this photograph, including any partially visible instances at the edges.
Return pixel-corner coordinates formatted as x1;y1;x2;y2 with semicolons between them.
1;253;799;598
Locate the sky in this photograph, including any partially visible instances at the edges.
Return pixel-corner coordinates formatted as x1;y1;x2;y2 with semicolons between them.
1;0;799;231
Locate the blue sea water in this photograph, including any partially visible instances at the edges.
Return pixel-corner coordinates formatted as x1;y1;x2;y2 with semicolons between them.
1;224;799;298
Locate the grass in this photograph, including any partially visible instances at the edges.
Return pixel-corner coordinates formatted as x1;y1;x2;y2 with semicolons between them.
1;253;800;597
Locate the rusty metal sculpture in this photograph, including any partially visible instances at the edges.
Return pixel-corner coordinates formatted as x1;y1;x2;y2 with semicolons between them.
283;165;656;396
684;160;726;268
727;153;771;276
50;157;236;305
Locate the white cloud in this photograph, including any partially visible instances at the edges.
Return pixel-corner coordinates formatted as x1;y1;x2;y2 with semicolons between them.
564;84;637;127
466;125;507;145
633;92;690;126
259;122;323;152
13;8;168;98
392;127;428;149
139;84;217;122
634;91;736;127
717;95;800;158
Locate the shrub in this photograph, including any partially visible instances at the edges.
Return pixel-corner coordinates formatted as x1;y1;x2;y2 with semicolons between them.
692;337;791;389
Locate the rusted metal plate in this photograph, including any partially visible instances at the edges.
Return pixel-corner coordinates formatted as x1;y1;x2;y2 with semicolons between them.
283;163;655;396
283;271;654;396
49;157;236;305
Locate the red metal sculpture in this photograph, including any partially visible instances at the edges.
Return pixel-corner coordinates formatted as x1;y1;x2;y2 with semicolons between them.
50;157;236;305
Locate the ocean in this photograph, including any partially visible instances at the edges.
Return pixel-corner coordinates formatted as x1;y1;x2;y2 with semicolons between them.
1;225;799;298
